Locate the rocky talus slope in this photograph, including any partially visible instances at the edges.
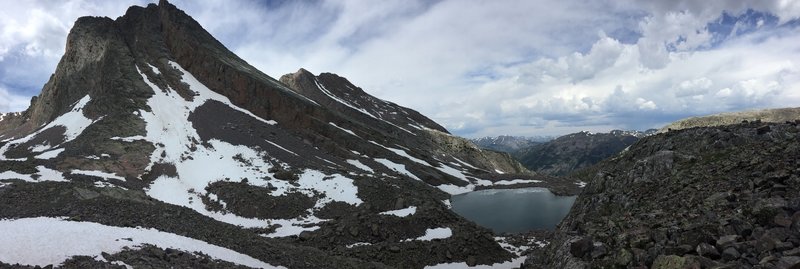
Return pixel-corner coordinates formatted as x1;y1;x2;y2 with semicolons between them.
660;107;800;133
527;121;800;268
0;1;560;268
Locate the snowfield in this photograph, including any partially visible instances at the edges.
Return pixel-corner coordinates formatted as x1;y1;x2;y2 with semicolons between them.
375;158;421;180
0;95;98;160
135;63;363;236
379;206;417;217
404;227;453;241
0;217;283;268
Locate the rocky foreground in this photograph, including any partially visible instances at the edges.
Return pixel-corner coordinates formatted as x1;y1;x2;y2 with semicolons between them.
527;120;800;268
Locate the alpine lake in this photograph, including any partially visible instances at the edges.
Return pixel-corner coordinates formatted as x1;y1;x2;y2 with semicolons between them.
450;187;576;234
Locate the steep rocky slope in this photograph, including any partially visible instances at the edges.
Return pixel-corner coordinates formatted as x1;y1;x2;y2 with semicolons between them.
513;130;652;176
660;107;800;133
528;121;800;268
0;1;552;268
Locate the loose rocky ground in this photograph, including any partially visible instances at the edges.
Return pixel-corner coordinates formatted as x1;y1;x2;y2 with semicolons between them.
527;121;800;268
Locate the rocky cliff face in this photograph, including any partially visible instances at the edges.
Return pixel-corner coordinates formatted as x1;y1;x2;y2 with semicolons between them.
0;1;547;268
528;121;800;268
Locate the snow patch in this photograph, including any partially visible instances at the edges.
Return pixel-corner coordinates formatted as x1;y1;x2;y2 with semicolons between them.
263;216;323;238
435;164;468;181
379;206;417;217
370;141;431;166
404;227;452;241
346;159;373;173
35;166;67;182
375;158;420;180
314;79;415;135
265;140;298;156
0;95;97;159
34;148;64;159
436;184;474;195
329;122;358;137
494;179;543;185
70;169;125;181
167;61;277;125
452;157;479;170
0;171;34;181
314;79;378;120
147;63;161;75
110;136;146;142
134;63;362;233
346;242;372;248
0;217;282;268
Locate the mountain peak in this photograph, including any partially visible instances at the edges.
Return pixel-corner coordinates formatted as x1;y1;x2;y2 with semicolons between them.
0;2;558;268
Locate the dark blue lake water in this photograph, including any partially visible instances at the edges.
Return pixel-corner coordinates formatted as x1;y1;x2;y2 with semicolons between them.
450;188;576;233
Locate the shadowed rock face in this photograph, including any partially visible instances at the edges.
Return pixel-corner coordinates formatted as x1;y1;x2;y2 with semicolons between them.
0;1;552;268
527;121;800;268
513;131;642;176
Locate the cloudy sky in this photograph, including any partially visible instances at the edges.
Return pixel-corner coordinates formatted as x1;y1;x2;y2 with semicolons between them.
1;0;799;137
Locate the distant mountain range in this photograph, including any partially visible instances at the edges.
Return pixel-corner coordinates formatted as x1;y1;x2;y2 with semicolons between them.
473;130;656;176
469;135;553;153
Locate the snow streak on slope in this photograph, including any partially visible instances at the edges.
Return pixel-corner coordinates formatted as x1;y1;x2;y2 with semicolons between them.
314;79;416;135
435;184;474;195
0;217;283;268
346;159;373;173
369;141;432;167
329;122;357;137
168;62;277;126
71;169;126;181
135;63;361;235
0;95;98;160
34;148;65;159
0;171;33;181
0;166;69;183
314;79;378;120
375;158;421;180
494;179;543;185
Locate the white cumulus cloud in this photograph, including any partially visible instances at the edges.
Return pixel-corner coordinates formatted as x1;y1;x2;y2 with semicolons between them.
0;0;799;138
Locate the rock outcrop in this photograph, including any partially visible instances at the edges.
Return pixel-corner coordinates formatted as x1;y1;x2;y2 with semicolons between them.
659;107;800;133
528;121;800;268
